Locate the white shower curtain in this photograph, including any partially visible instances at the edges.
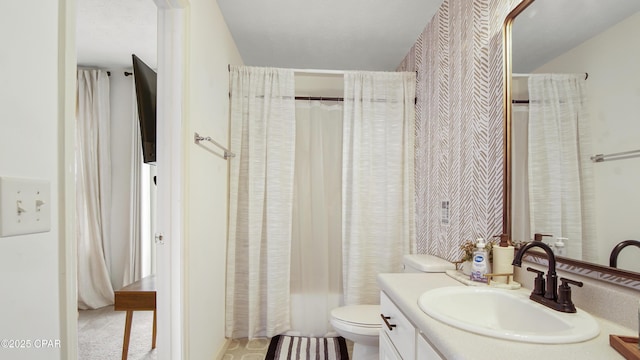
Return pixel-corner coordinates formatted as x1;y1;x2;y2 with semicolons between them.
226;66;296;339
528;74;596;260
76;69;115;309
290;100;343;336
511;104;531;242
342;71;416;305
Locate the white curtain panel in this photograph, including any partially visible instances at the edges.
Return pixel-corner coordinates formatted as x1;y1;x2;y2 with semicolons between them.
511;104;531;242
226;66;296;338
122;78;143;287
342;71;416;305
290;100;343;336
528;74;596;260
76;69;115;309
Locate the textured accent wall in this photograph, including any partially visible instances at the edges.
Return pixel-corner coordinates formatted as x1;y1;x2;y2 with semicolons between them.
399;0;521;260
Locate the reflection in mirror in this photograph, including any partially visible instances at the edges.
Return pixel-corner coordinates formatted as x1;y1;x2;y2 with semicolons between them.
509;0;640;274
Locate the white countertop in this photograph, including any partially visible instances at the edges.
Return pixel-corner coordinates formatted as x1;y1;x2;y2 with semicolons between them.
377;273;636;360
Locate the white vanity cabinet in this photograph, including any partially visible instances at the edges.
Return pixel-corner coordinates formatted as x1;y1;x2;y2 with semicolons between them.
380;330;402;360
379;292;416;359
380;291;444;360
416;331;444;360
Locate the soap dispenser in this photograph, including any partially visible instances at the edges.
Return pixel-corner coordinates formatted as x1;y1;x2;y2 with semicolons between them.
553;237;568;256
470;238;491;283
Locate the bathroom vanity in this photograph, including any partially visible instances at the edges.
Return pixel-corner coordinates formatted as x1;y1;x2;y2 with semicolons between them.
378;273;635;359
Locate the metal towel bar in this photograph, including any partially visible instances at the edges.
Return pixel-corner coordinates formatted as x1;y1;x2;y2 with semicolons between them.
193;132;235;160
590;149;640;162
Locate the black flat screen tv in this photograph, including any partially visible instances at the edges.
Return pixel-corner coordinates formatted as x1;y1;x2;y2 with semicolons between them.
132;54;157;164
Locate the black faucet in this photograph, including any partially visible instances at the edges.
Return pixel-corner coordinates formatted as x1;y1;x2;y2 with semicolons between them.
512;241;583;313
609;240;640;268
533;233;552;242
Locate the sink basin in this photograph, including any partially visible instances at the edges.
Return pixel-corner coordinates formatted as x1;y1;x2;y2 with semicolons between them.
418;286;599;344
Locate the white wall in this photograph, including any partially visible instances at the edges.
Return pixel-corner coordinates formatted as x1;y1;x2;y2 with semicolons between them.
183;1;243;358
535;12;640;272
0;1;64;359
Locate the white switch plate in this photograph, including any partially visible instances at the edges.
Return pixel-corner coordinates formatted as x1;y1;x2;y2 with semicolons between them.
0;177;51;237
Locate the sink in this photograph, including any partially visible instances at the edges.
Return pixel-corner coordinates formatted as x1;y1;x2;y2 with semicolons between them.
418;286;599;344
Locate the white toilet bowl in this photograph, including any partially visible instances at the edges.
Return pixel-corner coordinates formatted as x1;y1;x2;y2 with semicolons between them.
330;255;455;359
330;305;380;360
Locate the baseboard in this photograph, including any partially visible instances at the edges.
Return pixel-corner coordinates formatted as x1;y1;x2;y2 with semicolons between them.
214;338;232;360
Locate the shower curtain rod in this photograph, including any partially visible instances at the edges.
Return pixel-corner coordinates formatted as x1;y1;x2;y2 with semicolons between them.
295;96;344;101
291;68;419;76
294;96;418;105
513;72;588;80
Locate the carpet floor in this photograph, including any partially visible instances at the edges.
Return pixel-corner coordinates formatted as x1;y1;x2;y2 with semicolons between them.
78;306;156;360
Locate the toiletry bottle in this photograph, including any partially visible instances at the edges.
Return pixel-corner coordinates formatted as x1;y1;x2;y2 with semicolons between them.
470;238;491;283
553;237;567;256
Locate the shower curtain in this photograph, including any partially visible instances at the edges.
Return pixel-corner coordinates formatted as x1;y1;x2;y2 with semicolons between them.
527;74;596;260
511;103;531;242
226;67;416;337
76;69;115;309
342;71;416;305
290;100;343;336
226;66;296;339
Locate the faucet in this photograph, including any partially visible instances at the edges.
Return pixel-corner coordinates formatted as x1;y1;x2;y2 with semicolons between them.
512;241;583;313
609;240;640;268
533;233;552;242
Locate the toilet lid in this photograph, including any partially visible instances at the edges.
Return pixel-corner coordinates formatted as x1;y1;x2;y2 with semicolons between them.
331;305;380;327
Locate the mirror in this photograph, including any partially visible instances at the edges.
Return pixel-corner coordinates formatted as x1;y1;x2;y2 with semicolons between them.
506;0;640;276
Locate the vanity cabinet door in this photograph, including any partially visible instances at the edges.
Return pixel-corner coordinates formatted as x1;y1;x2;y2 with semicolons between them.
380;292;415;360
416;332;444;360
380;331;402;360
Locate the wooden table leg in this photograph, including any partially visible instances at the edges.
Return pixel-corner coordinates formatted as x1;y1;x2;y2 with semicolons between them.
152;309;157;349
122;310;133;360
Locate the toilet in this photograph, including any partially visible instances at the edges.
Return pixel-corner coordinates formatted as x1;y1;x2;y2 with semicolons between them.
330;254;454;359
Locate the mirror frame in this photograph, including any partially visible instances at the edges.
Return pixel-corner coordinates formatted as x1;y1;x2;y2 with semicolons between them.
502;0;640;289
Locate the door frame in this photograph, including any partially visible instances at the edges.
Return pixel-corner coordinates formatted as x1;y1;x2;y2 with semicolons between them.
154;1;189;359
61;0;189;358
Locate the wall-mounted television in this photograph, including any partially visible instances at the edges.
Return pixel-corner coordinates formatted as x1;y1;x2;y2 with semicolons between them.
132;54;157;164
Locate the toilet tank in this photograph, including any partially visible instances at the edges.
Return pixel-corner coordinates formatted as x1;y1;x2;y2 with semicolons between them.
402;254;455;273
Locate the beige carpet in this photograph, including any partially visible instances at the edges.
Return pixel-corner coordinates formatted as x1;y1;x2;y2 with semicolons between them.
78;306;156;360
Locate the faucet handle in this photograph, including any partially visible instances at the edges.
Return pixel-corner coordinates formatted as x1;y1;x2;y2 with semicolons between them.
559;277;583;288
557;278;583;313
526;267;545;295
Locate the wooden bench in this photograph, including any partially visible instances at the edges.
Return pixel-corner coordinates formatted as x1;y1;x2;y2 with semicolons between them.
114;275;156;360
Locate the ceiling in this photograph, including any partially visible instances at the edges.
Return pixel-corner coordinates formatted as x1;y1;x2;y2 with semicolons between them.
76;0;444;71
76;0;639;73
216;0;444;71
76;0;157;69
512;0;640;73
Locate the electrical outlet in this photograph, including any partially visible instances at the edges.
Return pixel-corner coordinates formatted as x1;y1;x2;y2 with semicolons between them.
441;200;450;225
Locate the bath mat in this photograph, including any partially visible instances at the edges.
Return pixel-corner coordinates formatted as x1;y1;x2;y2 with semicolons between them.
265;335;349;360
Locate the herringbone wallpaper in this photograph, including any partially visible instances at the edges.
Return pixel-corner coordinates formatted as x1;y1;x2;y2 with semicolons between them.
398;0;521;261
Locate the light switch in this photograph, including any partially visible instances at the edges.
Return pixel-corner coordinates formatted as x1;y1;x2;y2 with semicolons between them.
0;177;51;237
